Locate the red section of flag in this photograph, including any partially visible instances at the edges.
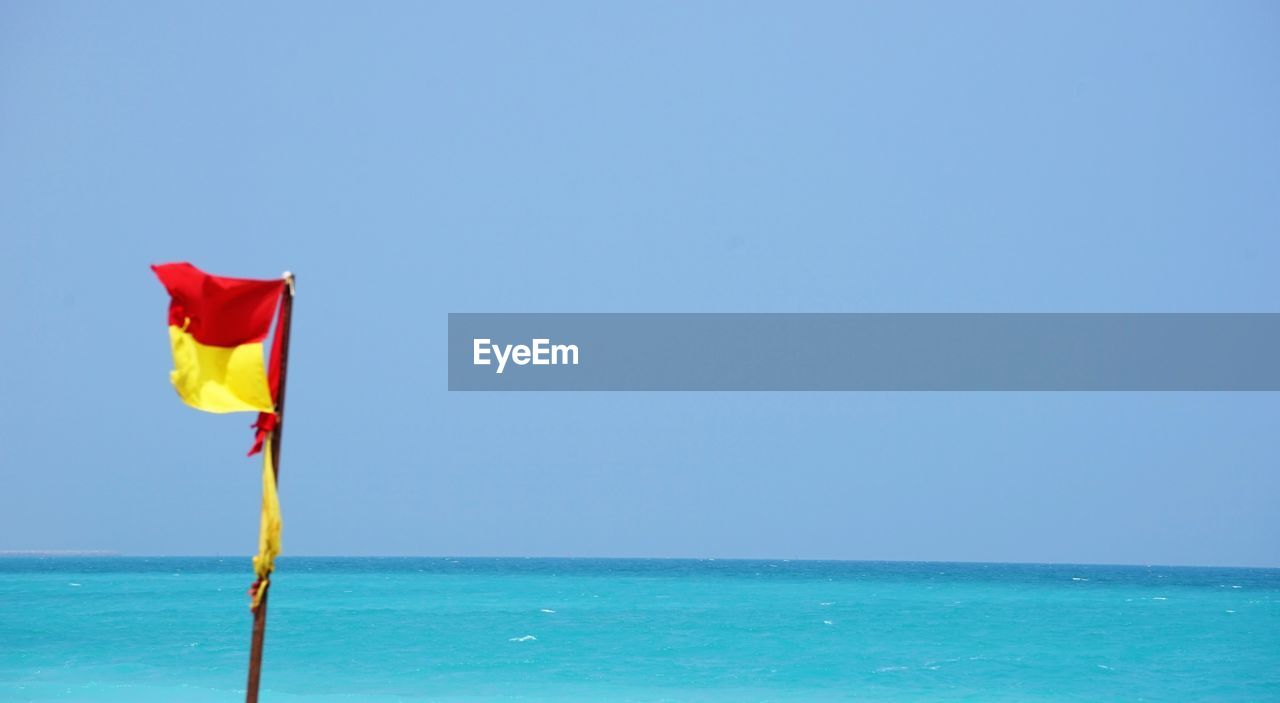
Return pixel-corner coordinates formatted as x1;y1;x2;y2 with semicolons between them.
151;263;284;347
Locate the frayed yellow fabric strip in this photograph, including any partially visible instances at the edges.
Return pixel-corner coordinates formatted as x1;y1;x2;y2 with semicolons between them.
250;435;282;611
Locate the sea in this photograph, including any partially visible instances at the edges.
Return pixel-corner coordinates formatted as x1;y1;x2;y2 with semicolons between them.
2;557;1277;702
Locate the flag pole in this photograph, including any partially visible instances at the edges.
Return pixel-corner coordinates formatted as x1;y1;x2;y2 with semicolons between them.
245;272;295;703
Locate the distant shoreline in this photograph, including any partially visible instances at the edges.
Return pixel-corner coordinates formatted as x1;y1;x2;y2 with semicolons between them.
0;550;121;557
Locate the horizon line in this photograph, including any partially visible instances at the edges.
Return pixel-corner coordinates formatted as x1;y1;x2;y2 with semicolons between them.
3;552;1276;570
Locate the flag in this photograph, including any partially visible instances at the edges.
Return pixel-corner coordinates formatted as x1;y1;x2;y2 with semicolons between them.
152;262;284;413
152;262;287;610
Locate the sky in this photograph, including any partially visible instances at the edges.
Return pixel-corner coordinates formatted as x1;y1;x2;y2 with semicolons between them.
1;1;1277;566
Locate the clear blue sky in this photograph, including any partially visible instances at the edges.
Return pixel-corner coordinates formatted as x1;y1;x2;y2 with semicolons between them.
1;1;1277;566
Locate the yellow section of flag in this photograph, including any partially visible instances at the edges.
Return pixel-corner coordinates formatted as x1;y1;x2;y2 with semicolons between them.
168;324;275;414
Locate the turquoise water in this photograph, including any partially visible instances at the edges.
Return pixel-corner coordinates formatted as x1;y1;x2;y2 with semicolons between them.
2;558;1277;702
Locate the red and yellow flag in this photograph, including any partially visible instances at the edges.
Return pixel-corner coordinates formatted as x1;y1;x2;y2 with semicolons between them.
152;262;284;413
152;262;288;610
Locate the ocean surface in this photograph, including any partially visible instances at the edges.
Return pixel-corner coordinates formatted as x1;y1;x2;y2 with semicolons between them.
2;558;1277;702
